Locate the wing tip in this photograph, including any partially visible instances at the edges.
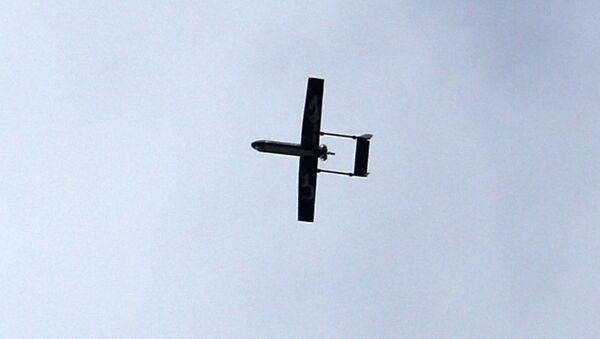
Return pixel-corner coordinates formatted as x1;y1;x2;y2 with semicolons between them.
308;77;324;86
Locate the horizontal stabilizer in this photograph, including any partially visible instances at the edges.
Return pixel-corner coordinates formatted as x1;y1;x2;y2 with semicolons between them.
353;135;371;177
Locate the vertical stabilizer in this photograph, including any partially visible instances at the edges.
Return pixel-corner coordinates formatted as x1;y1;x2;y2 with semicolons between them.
353;134;372;177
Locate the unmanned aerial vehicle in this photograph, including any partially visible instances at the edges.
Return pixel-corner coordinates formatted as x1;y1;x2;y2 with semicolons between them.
252;77;372;222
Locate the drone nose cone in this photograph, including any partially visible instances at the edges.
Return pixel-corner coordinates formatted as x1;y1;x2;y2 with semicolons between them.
251;140;263;151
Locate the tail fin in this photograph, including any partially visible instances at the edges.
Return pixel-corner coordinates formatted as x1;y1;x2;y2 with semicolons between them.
353;134;372;177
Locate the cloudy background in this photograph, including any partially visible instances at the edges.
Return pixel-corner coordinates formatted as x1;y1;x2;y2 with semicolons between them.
1;1;599;338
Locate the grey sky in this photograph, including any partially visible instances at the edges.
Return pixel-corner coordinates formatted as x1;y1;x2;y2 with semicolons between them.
1;1;599;338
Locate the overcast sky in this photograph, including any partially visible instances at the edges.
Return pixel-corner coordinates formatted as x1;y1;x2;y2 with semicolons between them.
1;1;599;338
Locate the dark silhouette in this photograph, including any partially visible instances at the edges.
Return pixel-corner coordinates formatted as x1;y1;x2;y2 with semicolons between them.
252;77;372;222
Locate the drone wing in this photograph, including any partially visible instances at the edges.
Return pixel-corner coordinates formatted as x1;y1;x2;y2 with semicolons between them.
300;78;324;149
298;156;318;222
297;78;324;222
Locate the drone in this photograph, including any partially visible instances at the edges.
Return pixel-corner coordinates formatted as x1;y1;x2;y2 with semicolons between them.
252;77;372;222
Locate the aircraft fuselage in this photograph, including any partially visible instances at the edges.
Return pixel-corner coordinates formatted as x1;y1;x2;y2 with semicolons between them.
252;140;322;158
